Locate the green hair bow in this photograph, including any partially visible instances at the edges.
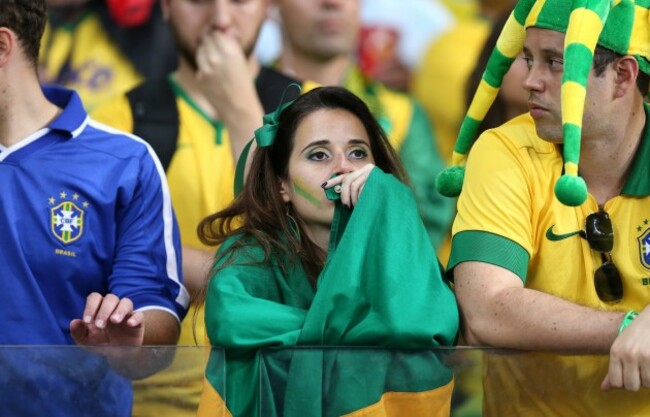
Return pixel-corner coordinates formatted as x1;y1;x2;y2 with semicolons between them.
436;0;650;207
234;83;302;195
254;83;302;147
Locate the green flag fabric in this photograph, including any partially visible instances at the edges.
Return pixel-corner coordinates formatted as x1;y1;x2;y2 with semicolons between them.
198;168;459;417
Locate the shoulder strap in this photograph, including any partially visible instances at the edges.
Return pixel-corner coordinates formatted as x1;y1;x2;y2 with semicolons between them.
127;78;179;171
256;67;302;113
234;139;254;197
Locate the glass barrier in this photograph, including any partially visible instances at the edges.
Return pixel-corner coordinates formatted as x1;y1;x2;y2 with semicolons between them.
1;346;649;416
0;345;216;417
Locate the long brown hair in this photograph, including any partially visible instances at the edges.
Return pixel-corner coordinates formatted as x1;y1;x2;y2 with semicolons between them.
197;86;406;298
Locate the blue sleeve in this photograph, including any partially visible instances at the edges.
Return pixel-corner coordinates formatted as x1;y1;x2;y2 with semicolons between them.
110;145;189;322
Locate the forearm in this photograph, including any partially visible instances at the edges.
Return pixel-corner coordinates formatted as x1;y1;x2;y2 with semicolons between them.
182;246;214;300
456;262;625;353
141;309;180;345
106;345;176;380
107;310;180;379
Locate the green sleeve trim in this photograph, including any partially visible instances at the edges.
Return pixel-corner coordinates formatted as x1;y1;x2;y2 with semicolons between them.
447;230;530;282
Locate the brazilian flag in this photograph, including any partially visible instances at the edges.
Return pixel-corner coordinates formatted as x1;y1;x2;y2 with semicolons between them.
198;168;459;417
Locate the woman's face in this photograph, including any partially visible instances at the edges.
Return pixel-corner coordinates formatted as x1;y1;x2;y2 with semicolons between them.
280;108;375;231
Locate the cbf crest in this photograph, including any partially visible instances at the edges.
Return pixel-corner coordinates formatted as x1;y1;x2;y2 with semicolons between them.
50;194;85;244
637;224;650;270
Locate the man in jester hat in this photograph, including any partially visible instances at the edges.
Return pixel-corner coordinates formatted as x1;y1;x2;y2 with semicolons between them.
441;0;650;415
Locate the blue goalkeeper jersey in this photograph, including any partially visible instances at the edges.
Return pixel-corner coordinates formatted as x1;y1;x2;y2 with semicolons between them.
0;85;189;416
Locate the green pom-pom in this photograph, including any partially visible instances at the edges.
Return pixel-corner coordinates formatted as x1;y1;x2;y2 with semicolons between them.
436;166;465;197
554;175;588;206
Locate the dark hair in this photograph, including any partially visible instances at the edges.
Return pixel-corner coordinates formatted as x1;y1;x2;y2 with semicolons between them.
592;45;649;96
198;86;406;291
0;0;47;68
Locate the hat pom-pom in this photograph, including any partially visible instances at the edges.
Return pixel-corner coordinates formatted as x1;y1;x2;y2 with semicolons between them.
436;166;465;197
554;174;588;206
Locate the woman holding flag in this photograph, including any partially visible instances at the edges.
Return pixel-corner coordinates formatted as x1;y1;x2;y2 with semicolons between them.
197;86;459;417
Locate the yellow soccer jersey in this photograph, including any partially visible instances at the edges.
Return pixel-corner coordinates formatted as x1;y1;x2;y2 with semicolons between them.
40;12;143;111
92;81;234;417
448;108;650;416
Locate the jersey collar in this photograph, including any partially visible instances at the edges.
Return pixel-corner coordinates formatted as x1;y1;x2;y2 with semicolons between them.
43;85;88;138
621;102;650;197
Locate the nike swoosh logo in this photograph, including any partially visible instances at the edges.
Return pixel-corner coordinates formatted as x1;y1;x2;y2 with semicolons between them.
546;225;581;241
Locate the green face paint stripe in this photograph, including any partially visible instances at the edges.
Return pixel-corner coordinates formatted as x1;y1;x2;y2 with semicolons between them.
293;179;322;207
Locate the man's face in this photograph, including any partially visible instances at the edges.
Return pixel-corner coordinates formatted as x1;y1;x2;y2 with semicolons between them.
522;28;565;142
163;0;267;69
275;0;359;60
522;27;615;143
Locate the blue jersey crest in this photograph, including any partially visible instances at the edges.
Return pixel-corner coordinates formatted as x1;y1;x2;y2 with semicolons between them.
638;228;650;270
51;201;85;244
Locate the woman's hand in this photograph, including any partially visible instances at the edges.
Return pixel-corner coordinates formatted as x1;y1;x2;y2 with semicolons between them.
322;164;375;208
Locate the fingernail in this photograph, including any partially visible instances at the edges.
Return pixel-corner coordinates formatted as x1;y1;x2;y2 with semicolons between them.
112;314;121;322
321;182;328;188
84;316;92;324
95;319;105;328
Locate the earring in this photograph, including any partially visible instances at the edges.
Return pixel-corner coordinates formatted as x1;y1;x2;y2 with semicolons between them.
286;208;301;243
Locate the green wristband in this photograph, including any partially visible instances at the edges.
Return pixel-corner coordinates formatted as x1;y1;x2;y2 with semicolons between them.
618;310;639;335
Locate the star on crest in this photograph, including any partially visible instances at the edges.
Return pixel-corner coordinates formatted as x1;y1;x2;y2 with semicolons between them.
48;197;55;205
59;191;67;199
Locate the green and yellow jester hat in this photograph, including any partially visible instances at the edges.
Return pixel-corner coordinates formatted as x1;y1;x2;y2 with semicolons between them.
436;0;650;206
